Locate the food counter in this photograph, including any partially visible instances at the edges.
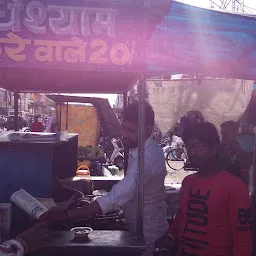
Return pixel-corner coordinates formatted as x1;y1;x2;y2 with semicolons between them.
29;231;146;256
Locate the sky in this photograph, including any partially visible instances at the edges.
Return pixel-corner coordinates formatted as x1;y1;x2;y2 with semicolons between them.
93;0;256;106
68;93;118;107
178;0;256;12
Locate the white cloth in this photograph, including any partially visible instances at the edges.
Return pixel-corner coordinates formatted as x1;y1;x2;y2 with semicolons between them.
97;138;169;244
0;240;25;256
147;79;254;134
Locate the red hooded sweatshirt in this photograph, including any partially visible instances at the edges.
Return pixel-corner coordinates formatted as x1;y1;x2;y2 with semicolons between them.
169;170;252;256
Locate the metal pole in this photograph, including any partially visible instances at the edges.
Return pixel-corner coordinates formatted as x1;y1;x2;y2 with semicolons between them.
123;92;128;110
251;135;256;254
14;92;19;131
123;92;129;176
59;103;62;132
5;90;8;107
65;102;69;131
136;74;146;238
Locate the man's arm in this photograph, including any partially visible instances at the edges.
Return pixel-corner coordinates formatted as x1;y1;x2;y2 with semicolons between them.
95;153;159;214
42;164;138;223
229;180;252;256
43;154;156;224
66;167;138;220
0;240;25;256
0;223;49;256
42;168;138;224
67;200;102;221
43;146;166;226
155;183;185;250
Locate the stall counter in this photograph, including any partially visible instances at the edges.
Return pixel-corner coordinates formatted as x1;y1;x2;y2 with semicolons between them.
30;231;146;256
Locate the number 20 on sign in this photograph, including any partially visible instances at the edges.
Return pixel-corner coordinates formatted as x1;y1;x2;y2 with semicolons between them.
0;32;132;66
33;38;132;66
89;40;131;66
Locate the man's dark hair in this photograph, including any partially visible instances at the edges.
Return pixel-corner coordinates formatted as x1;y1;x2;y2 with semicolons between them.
122;101;155;127
183;122;220;147
221;120;238;130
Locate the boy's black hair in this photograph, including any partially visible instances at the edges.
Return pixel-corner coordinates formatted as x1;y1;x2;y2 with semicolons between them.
122;101;155;127
183;122;220;147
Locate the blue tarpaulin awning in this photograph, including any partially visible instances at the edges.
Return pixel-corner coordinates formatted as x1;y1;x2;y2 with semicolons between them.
147;1;256;80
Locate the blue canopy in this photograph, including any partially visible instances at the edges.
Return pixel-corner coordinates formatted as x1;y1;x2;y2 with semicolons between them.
147;2;256;80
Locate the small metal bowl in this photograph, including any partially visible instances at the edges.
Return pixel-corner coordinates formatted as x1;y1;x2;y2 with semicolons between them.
71;227;93;241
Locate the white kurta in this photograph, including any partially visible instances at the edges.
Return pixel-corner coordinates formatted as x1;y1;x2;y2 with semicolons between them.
97;137;168;244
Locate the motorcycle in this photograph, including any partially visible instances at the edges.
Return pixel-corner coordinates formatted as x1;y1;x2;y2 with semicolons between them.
109;138;124;170
161;136;185;159
161;136;189;171
100;137;124;170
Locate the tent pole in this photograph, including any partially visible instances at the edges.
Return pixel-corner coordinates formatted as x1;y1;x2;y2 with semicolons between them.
251;135;256;253
14;92;19;131
66;102;69;131
123;92;127;110
123;92;129;176
136;74;145;239
59;103;62;132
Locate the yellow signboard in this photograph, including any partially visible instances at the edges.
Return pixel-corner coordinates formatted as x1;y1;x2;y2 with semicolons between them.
57;104;101;147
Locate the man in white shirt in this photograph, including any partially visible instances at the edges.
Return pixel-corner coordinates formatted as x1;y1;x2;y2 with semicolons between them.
42;101;168;244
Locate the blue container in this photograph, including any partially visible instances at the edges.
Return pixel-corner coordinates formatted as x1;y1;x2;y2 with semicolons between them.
0;133;78;202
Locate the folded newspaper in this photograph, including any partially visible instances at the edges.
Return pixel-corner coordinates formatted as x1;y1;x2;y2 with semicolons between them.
10;189;50;220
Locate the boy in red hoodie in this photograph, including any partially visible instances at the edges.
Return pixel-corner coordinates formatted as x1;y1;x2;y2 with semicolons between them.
156;122;252;256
